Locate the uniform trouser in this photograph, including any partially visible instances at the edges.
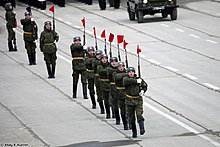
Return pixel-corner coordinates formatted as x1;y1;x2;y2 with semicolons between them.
43;52;57;77
98;0;106;10
126;97;144;124
117;90;128;127
7;27;16;51
88;78;96;105
25;41;36;64
72;69;87;96
110;84;120;121
94;76;102;103
113;0;120;8
102;90;110;115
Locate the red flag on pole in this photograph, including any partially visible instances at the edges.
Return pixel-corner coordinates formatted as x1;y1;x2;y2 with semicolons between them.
137;44;142;54
123;40;128;49
117;35;124;44
108;33;114;42
101;30;106;38
81;17;85;27
49;5;54;13
93;27;96;36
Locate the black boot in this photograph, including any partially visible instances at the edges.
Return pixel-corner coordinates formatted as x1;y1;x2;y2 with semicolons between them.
131;122;137;138
46;63;52;78
32;52;36;65
138;120;145;135
99;102;105;114
82;83;88;99
51;64;56;78
28;54;32;65
104;103;110;119
72;84;77;98
8;41;14;52
114;108;120;125
90;95;96;109
121;115;128;130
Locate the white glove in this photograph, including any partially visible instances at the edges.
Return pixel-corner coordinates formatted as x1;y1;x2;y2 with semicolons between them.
139;90;144;96
137;78;142;84
31;18;34;21
12;28;16;32
83;45;87;50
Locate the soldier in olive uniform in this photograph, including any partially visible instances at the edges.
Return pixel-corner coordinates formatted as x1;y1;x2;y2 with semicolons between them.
107;57;121;124
20;11;38;65
97;54;111;118
85;46;96;108
113;61;129;130
40;21;59;78
123;67;148;138
92;50;105;114
70;36;88;99
5;2;17;51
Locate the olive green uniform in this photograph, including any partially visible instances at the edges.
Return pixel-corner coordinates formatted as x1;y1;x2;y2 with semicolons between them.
40;29;59;78
97;62;111;118
5;9;17;51
20;18;38;65
85;53;96;107
70;43;87;98
113;69;128;129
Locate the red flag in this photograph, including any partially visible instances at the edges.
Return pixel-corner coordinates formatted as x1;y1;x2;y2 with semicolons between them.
93;27;96;37
101;30;106;38
108;33;114;42
81;17;85;27
49;5;54;13
137;44;141;54
117;35;124;44
123;40;128;49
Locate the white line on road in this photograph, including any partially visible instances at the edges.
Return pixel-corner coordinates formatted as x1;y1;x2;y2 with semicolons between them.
183;74;198;80
189;34;200;39
206;39;218;44
148;59;161;65
73;25;82;29
56;17;63;21
57;53;72;64
175;29;185;33
164;66;179;72
160;24;170;28
203;83;220;90
64;21;72;25
143;101;220;147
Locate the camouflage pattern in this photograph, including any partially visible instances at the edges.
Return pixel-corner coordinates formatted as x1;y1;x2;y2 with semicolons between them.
92;58;102;102
85;53;95;96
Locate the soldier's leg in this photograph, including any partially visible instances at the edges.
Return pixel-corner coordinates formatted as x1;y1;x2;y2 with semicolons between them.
114;0;120;9
30;41;37;65
118;98;128;130
87;0;92;5
43;53;52;78
25;41;32;65
72;70;79;98
81;70;88;99
11;28;17;51
95;76;104;113
88;78;96;108
109;0;113;7
113;95;120;125
136;99;145;135
98;0;106;10
7;28;14;51
127;102;137;138
103;91;110;119
51;52;57;78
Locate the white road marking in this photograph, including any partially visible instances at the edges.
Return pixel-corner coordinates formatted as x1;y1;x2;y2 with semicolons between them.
206;39;218;44
183;74;198;80
160;24;170;28
57;54;72;64
203;83;220;90
189;34;200;39
139;54;146;58
56;17;63;21
143;101;220;147
164;66;179;72
148;59;161;65
64;21;72;25
86;30;93;35
175;29;185;33
73;25;82;29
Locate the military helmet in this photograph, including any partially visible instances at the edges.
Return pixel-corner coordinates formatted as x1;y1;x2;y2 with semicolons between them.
110;57;118;63
95;50;103;56
126;67;135;73
24;11;32;16
5;2;12;11
117;61;125;67
73;36;81;42
100;54;108;59
44;21;52;26
87;46;95;52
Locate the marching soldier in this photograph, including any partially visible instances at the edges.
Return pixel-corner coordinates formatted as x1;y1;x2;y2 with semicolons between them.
97;54;111;118
20;11;38;65
107;57;121;124
85;46;96;108
70;36;88;99
113;61;129;130
5;2;17;52
92;50;105;114
123;67;148;138
40;21;59;78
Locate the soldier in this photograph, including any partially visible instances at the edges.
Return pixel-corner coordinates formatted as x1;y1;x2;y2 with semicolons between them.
113;61;129;130
123;67;148;138
70;36;88;99
5;2;17;52
40;21;59;78
20;11;38;65
92;50;105;114
107;57;121;124
97;54;111;118
85;46;96;108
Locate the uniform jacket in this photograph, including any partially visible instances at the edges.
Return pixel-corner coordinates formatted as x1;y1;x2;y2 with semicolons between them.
107;65;117;83
113;69;127;88
20;18;38;42
5;10;16;28
40;29;59;53
85;53;95;79
97;62;110;91
92;58;101;75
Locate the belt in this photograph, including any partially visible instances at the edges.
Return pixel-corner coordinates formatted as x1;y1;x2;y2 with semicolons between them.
116;87;125;90
87;69;94;72
95;74;99;77
45;43;54;45
126;94;141;99
24;32;33;35
72;57;84;60
110;82;115;85
100;79;109;82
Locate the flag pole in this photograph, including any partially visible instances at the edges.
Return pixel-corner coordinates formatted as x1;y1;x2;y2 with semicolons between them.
93;27;98;50
117;44;121;61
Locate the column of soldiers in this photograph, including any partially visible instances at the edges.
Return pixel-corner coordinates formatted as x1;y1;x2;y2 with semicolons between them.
4;2;148;138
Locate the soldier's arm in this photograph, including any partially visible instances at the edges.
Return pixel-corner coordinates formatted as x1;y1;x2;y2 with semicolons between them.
53;31;59;42
20;19;31;25
40;32;45;52
114;73;127;81
123;77;137;87
85;57;93;65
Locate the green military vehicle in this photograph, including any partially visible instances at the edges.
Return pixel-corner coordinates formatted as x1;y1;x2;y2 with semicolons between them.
127;0;179;23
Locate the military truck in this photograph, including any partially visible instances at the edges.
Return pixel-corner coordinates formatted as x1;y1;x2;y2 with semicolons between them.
127;0;179;23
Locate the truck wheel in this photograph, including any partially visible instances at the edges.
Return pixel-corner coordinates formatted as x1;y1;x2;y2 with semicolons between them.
162;12;168;18
137;11;144;23
128;7;135;21
170;8;177;20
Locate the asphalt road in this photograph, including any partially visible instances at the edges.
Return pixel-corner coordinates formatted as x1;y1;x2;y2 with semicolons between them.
0;0;220;147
